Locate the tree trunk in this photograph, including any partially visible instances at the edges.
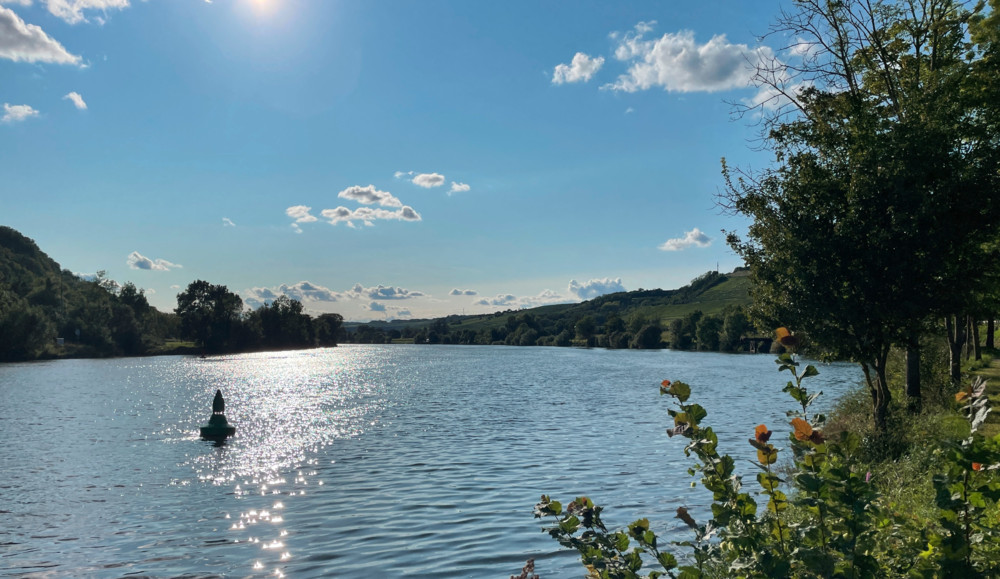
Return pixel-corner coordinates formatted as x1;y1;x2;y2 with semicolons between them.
863;350;892;432
988;318;995;350
966;316;974;361
974;319;982;361
946;315;966;385
905;333;921;413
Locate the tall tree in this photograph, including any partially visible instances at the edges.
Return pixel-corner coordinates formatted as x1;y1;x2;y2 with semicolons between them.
725;0;1000;430
175;280;244;352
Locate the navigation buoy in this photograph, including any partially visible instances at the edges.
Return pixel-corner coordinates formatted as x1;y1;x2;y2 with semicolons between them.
200;389;236;441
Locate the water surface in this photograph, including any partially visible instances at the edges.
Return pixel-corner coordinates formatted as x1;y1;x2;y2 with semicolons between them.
0;345;863;577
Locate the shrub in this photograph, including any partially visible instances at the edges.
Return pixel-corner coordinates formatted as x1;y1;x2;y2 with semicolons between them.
534;353;1000;577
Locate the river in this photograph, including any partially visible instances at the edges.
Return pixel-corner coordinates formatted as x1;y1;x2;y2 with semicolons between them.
0;345;863;578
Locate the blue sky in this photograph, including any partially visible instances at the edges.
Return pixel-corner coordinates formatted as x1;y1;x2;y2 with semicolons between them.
1;0;786;321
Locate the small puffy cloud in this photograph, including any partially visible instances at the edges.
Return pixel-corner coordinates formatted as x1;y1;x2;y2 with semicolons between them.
0;6;82;65
568;277;626;300
242;280;343;309
448;182;470;195
625;107;635;114
338;184;403;207
291;223;303;234
552;52;605;84
474;293;518;307
321;205;421;227
2;103;38;123
474;290;566;309
450;288;478;296
127;251;182;271
367;301;386;312
63;91;86;109
605;24;773;93
286;205;318;223
394;170;414;179
412;173;445;189
350;283;425;300
44;0;131;25
222;217;235;227
659;228;712;251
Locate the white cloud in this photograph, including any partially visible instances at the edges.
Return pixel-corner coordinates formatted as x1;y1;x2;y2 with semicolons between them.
394;170;413;179
126;251;181;271
291;223;303;234
0;6;82;65
222;217;235;227
286;205;318;223
321;205;421;227
338;184;403;207
242;280;343;309
349;283;425;300
448;182;470;195
450;288;478;296
474;293;518;307
63;91;86;109
367;301;386;312
44;0;130;25
659;228;712;251
625;107;635;114
605;25;773;93
412;173;445;188
474;289;566;309
1;103;38;123
552;52;605;84
568;277;626;300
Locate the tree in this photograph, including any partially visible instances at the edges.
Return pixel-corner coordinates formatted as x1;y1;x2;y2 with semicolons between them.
315;313;344;346
631;323;663;349
724;0;1000;430
695;315;722;351
574;315;596;345
720;305;751;352
175;280;244;352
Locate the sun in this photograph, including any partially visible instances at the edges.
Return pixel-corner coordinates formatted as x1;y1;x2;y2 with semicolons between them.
248;0;278;16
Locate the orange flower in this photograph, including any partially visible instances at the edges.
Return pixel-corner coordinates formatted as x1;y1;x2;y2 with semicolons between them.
661;379;672;388
776;326;801;348
956;389;972;402
755;424;772;444
973;462;983;472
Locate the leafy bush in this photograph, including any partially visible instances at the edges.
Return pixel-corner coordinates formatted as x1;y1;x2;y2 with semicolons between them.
534;353;1000;577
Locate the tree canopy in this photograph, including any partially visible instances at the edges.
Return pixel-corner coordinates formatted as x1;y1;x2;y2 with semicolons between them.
724;0;1000;429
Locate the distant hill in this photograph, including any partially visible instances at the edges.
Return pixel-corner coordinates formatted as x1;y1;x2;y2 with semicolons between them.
345;270;756;351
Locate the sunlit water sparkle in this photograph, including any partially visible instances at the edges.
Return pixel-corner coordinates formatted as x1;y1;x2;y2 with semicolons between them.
0;345;862;577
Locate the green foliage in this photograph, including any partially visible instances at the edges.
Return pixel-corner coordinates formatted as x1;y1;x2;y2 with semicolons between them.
346;271;753;351
0;227;177;359
535;359;1000;577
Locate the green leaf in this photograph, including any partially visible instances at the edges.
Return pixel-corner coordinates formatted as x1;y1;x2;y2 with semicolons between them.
803;364;820;378
667;381;691;403
686;404;708;424
657;551;678;571
614;531;630;551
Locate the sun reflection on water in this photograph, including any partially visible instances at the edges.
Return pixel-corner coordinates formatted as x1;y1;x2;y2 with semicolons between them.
170;347;396;577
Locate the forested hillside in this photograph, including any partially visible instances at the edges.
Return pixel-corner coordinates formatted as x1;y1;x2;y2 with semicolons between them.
0;226;345;361
346;270;758;351
0;226;177;360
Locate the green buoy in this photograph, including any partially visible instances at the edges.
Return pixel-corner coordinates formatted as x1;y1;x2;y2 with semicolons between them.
200;389;236;441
